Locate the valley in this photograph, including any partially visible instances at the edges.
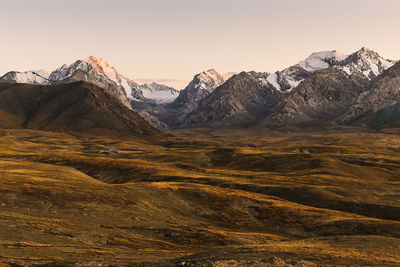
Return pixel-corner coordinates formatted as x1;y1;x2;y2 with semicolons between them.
3;1;400;266
1;43;400;267
1;127;400;266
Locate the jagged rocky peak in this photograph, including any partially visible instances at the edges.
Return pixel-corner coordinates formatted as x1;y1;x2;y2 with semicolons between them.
84;56;115;70
49;57;180;104
267;48;395;93
198;68;221;78
171;68;232;109
49;56;121;83
47;56;133;109
339;47;395;79
194;69;231;92
357;47;384;58
82;56;121;81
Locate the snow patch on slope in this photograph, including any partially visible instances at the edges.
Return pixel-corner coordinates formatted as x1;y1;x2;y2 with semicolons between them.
14;71;49;84
138;83;180;104
266;73;281;91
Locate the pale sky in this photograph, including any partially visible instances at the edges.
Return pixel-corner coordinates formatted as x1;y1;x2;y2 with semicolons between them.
1;0;399;89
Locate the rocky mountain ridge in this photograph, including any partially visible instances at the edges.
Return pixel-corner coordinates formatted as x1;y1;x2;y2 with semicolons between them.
0;57;179;106
180;71;281;127
170;48;395;128
1;48;398;130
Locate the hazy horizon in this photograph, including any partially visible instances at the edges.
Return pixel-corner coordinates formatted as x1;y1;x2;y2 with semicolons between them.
2;0;399;89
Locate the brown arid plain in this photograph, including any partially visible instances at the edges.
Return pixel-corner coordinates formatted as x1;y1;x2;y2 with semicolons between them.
0;126;400;266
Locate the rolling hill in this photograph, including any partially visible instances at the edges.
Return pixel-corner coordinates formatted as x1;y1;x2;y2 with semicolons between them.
0;82;161;139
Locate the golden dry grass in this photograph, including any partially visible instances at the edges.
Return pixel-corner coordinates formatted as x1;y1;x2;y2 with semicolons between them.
0;127;399;266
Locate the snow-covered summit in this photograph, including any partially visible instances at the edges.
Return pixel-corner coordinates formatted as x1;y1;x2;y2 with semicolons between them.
49;56;129;93
195;69;229;92
265;48;394;92
0;57;180;106
48;56;180;104
299;50;348;72
83;56;120;84
0;70;51;85
172;69;232;110
264;50;349;92
339;47;395;79
47;57;134;108
0;49;395;112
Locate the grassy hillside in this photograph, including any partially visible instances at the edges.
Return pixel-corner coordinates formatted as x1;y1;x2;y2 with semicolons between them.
0;128;399;266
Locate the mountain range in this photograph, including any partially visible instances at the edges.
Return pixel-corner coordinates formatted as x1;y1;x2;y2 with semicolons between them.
1;47;399;132
0;57;180;107
140;47;397;129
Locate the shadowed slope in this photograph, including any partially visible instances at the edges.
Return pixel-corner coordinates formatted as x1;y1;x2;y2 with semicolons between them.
0;82;161;140
340;62;400;128
181;72;280;128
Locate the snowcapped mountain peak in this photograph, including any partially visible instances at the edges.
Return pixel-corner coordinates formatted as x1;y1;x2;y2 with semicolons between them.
47;57;182;105
350;47;387;61
308;50;347;61
0;70;51;85
356;47;374;55
171;68;232;109
49;56;130;92
84;56;115;71
46;57;136;108
340;47;395;79
194;69;229;92
299;50;348;72
196;69;235;84
271;50;348;92
267;48;395;93
82;56;119;81
198;68;222;80
353;47;385;62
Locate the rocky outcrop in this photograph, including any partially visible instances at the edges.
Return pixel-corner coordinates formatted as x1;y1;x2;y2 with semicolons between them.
340;62;400;127
266;68;369;124
181;72;280;127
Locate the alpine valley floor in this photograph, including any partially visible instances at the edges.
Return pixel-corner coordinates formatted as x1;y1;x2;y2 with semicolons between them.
0;127;400;266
